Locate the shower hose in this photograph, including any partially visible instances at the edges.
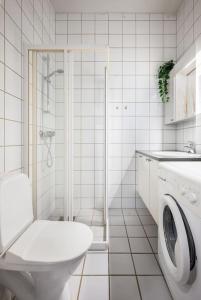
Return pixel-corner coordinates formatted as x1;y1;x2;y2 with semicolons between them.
44;136;53;168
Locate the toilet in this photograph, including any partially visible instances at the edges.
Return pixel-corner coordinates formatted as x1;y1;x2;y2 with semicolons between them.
0;173;93;300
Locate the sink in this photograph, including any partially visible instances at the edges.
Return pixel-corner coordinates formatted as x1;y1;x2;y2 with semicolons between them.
151;151;201;158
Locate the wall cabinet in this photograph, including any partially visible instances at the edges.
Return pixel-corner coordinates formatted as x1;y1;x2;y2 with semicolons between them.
136;154;159;224
164;75;175;124
165;44;196;125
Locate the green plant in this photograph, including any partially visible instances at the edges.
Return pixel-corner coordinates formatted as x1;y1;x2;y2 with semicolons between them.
158;60;175;103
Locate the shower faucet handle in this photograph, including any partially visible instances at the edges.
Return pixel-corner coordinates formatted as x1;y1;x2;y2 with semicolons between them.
40;130;56;138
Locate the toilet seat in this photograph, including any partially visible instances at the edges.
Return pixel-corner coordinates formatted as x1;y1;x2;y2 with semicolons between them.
0;220;93;271
0;174;93;300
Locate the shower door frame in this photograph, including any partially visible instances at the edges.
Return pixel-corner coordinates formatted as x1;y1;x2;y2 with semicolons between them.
24;45;109;249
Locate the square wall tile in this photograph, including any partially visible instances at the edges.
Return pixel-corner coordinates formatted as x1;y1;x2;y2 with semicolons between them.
136;21;149;34
5;67;21;99
5;14;22;52
5;145;22;172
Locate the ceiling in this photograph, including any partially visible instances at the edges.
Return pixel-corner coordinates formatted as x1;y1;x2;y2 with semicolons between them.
51;0;183;14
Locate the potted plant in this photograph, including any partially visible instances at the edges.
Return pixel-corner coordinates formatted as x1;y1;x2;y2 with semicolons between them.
158;60;175;103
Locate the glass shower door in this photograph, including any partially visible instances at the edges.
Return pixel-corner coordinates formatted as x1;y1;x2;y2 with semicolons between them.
28;49;65;221
68;48;109;249
26;47;109;249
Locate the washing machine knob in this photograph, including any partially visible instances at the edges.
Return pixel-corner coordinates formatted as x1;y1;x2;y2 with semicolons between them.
187;192;198;205
181;187;187;196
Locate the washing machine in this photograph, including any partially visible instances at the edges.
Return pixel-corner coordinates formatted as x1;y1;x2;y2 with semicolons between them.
158;161;201;300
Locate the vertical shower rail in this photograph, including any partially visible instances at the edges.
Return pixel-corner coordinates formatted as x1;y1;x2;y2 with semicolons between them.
64;50;74;221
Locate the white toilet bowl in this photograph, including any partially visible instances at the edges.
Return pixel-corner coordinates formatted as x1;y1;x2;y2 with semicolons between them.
0;174;93;300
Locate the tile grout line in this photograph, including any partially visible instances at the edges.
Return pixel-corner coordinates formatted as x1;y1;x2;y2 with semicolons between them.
76;255;86;300
123;210;143;300
136;209;174;299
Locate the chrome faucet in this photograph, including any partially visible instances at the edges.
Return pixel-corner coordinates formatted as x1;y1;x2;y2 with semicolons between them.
184;141;196;154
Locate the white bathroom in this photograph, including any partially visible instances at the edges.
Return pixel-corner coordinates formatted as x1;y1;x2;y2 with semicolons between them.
0;0;201;299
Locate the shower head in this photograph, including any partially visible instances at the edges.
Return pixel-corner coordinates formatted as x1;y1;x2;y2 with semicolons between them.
44;69;64;81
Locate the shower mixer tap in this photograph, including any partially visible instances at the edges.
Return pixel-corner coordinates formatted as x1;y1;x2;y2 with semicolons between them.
40;130;55;168
40;130;56;139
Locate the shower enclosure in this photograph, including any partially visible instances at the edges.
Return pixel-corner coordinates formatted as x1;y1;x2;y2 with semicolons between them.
24;46;109;249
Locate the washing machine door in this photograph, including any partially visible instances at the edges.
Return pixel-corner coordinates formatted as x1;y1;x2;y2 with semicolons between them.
159;194;196;285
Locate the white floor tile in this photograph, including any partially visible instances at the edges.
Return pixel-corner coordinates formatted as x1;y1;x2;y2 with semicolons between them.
138;276;172;300
136;208;150;216
83;253;108;275
126;226;146;237
79;276;109;300
124;216;141;225
109;254;135;275
110;276;141;300
109;209;123;216
133;254;161;275
139;215;156;225
109;237;130;253
123;209;137;216
109;225;127;237
143;225;158;237
149;237;158;253
109;216;124;225
129;238;152;253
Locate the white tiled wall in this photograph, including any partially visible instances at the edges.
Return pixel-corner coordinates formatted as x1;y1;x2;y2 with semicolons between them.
2;1;199;212
55;13;177;209
0;0;55;217
176;0;201;153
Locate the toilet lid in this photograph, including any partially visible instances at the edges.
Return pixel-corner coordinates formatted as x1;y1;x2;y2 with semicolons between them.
7;221;93;264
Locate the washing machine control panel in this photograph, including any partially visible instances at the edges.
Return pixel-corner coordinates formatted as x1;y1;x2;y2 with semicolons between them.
159;164;201;218
184;191;198;205
180;184;200;206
